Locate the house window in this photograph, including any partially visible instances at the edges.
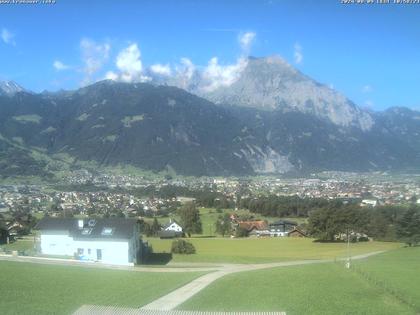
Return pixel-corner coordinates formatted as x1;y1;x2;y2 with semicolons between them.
101;227;114;236
81;228;93;235
77;248;84;255
88;249;91;255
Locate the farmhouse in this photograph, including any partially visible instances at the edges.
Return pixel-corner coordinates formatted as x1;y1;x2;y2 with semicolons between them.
35;217;142;266
269;220;298;237
159;219;183;238
163;219;183;233
238;220;270;237
288;227;307;238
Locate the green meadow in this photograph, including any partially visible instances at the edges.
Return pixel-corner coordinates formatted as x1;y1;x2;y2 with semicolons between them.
179;248;420;315
147;237;401;264
0;261;204;315
354;247;420;312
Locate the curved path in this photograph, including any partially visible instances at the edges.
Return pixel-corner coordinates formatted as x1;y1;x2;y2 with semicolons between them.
0;250;386;313
141;251;385;311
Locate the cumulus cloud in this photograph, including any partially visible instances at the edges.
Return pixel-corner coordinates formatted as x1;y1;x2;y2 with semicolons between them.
105;71;118;81
174;57;196;89
239;31;256;53
201;57;248;92
150;63;172;76
294;43;303;64
53;60;70;71
1;28;15;46
80;38;110;84
106;43;150;83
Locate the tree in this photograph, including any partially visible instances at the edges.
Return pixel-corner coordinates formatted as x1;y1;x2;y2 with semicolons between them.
178;202;202;237
171;239;196;254
235;226;249;238
151;217;161;236
307;204;368;241
0;221;9;244
396;206;420;246
215;213;232;237
139;219;152;237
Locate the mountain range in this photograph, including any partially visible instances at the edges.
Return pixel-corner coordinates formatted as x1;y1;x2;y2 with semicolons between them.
0;56;419;178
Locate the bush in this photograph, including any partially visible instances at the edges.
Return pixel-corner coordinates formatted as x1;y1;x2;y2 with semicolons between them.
235;226;249;238
171;239;196;254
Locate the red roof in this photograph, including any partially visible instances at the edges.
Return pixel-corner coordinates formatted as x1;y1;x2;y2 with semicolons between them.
238;220;268;231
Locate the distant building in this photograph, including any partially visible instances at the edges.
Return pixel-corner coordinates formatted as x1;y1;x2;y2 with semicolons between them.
236;220;303;238
360;199;378;207
158;219;183;238
163;219;183;233
288;227;307;238
35;217;142;266
269;220;298;237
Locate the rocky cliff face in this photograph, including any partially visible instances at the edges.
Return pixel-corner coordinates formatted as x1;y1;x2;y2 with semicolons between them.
0;65;419;177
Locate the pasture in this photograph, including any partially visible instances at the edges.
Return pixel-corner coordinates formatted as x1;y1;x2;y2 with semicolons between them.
178;252;417;315
354;247;420;312
147;237;401;264
0;261;204;315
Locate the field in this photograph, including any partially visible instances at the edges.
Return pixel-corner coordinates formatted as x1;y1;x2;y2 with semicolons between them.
179;248;420;314
0;261;204;315
147;237;401;264
354;247;420;312
0;238;35;252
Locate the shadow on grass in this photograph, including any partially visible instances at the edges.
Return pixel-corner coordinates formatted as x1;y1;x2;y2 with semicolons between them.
144;252;173;265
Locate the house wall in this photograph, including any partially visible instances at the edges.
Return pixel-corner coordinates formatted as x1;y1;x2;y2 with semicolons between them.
39;232;137;266
72;239;131;266
40;231;74;256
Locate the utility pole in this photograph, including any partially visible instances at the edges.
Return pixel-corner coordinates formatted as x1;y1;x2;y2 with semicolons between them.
346;227;351;269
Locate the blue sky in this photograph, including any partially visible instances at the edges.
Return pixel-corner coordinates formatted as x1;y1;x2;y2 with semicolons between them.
0;0;419;111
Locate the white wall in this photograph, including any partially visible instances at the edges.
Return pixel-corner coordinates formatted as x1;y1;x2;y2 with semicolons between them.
40;232;74;256
73;239;131;266
39;232;135;266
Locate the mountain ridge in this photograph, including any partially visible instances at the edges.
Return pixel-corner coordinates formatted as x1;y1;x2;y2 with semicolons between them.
0;58;419;177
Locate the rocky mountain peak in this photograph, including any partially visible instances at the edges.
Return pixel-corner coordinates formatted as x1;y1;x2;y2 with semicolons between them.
0;80;27;97
198;56;374;131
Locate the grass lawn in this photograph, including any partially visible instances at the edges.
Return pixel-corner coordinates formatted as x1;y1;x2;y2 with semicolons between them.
0;261;204;315
354;247;420;313
0;239;35;252
178;261;415;315
147;237;401;264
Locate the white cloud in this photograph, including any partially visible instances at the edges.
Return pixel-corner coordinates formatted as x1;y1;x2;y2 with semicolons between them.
1;28;15;46
114;43;151;82
294;43;303;64
105;71;118;81
201;57;248;92
150;63;172;76
174;57;196;89
239;31;256;53
53;60;70;71
80;38;110;84
362;85;373;93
